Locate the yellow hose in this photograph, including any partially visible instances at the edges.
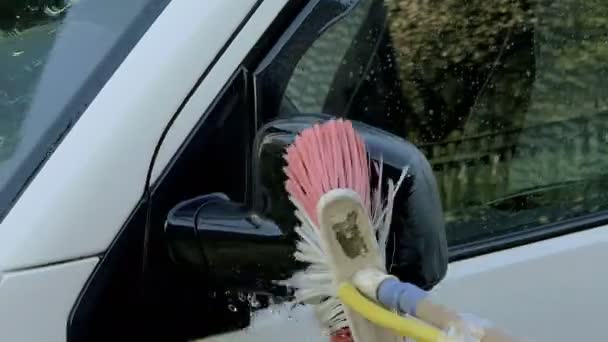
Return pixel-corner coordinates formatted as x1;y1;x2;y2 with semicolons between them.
337;282;446;342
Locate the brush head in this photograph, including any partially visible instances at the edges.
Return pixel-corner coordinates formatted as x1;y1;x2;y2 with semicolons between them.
281;118;409;339
283;119;371;227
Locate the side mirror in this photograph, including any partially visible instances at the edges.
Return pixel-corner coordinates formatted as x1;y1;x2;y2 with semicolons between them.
164;113;448;298
164;193;298;295
250;113;448;290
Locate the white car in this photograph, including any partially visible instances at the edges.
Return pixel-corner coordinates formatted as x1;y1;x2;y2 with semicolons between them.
1;0;606;341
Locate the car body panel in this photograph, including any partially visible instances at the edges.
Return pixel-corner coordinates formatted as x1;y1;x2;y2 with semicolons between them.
0;257;98;341
196;225;608;342
431;224;608;341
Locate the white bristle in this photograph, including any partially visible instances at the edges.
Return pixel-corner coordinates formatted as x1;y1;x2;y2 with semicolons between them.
378;166;408;262
316;298;349;330
294;227;323;255
294;249;325;265
371;159;385;232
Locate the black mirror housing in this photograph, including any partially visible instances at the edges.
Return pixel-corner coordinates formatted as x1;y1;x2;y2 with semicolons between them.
165;193;298;295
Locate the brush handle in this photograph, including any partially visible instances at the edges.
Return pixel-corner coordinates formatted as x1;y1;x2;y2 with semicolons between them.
338;283;444;342
317;189;401;342
416;299;525;342
372;275;525;342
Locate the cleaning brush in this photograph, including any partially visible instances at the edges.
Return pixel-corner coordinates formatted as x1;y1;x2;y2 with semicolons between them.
279;118;525;342
280;118;408;341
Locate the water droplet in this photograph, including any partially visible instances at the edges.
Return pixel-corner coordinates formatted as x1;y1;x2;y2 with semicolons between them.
248;293;262;308
228;304;238;312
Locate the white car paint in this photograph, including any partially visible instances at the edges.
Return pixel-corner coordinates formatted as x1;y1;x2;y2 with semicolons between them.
431;225;608;341
0;0;261;271
196;225;608;342
0;258;98;342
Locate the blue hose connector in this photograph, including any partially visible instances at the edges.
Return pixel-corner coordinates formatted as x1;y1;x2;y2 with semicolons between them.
377;278;429;316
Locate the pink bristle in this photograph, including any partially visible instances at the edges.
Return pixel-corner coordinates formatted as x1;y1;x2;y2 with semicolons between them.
301;127;324;200
284;119;371;226
313;126;331;193
343;121;357;194
285;152;317;217
346;123;356;191
323;122;337;189
345;122;357;189
296;131;321;203
330;122;345;189
341;121;352;189
286;142;315;198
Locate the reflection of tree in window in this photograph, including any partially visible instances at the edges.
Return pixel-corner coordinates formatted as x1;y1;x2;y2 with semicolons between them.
344;0;538;240
385;0;534;143
382;0;608;243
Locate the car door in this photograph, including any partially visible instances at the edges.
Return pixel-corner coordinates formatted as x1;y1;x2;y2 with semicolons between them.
0;0;279;341
193;0;608;341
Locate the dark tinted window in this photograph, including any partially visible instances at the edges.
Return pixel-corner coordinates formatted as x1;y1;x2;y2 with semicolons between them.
255;0;608;247
0;0;171;220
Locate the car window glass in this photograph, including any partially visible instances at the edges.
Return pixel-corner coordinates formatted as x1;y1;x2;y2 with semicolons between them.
0;0;171;220
255;0;608;247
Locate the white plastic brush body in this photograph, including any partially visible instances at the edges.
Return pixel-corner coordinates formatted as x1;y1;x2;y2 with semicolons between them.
316;188;401;342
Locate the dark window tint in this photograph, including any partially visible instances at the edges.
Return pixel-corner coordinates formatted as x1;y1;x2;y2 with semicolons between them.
255;0;608;247
0;0;171;220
